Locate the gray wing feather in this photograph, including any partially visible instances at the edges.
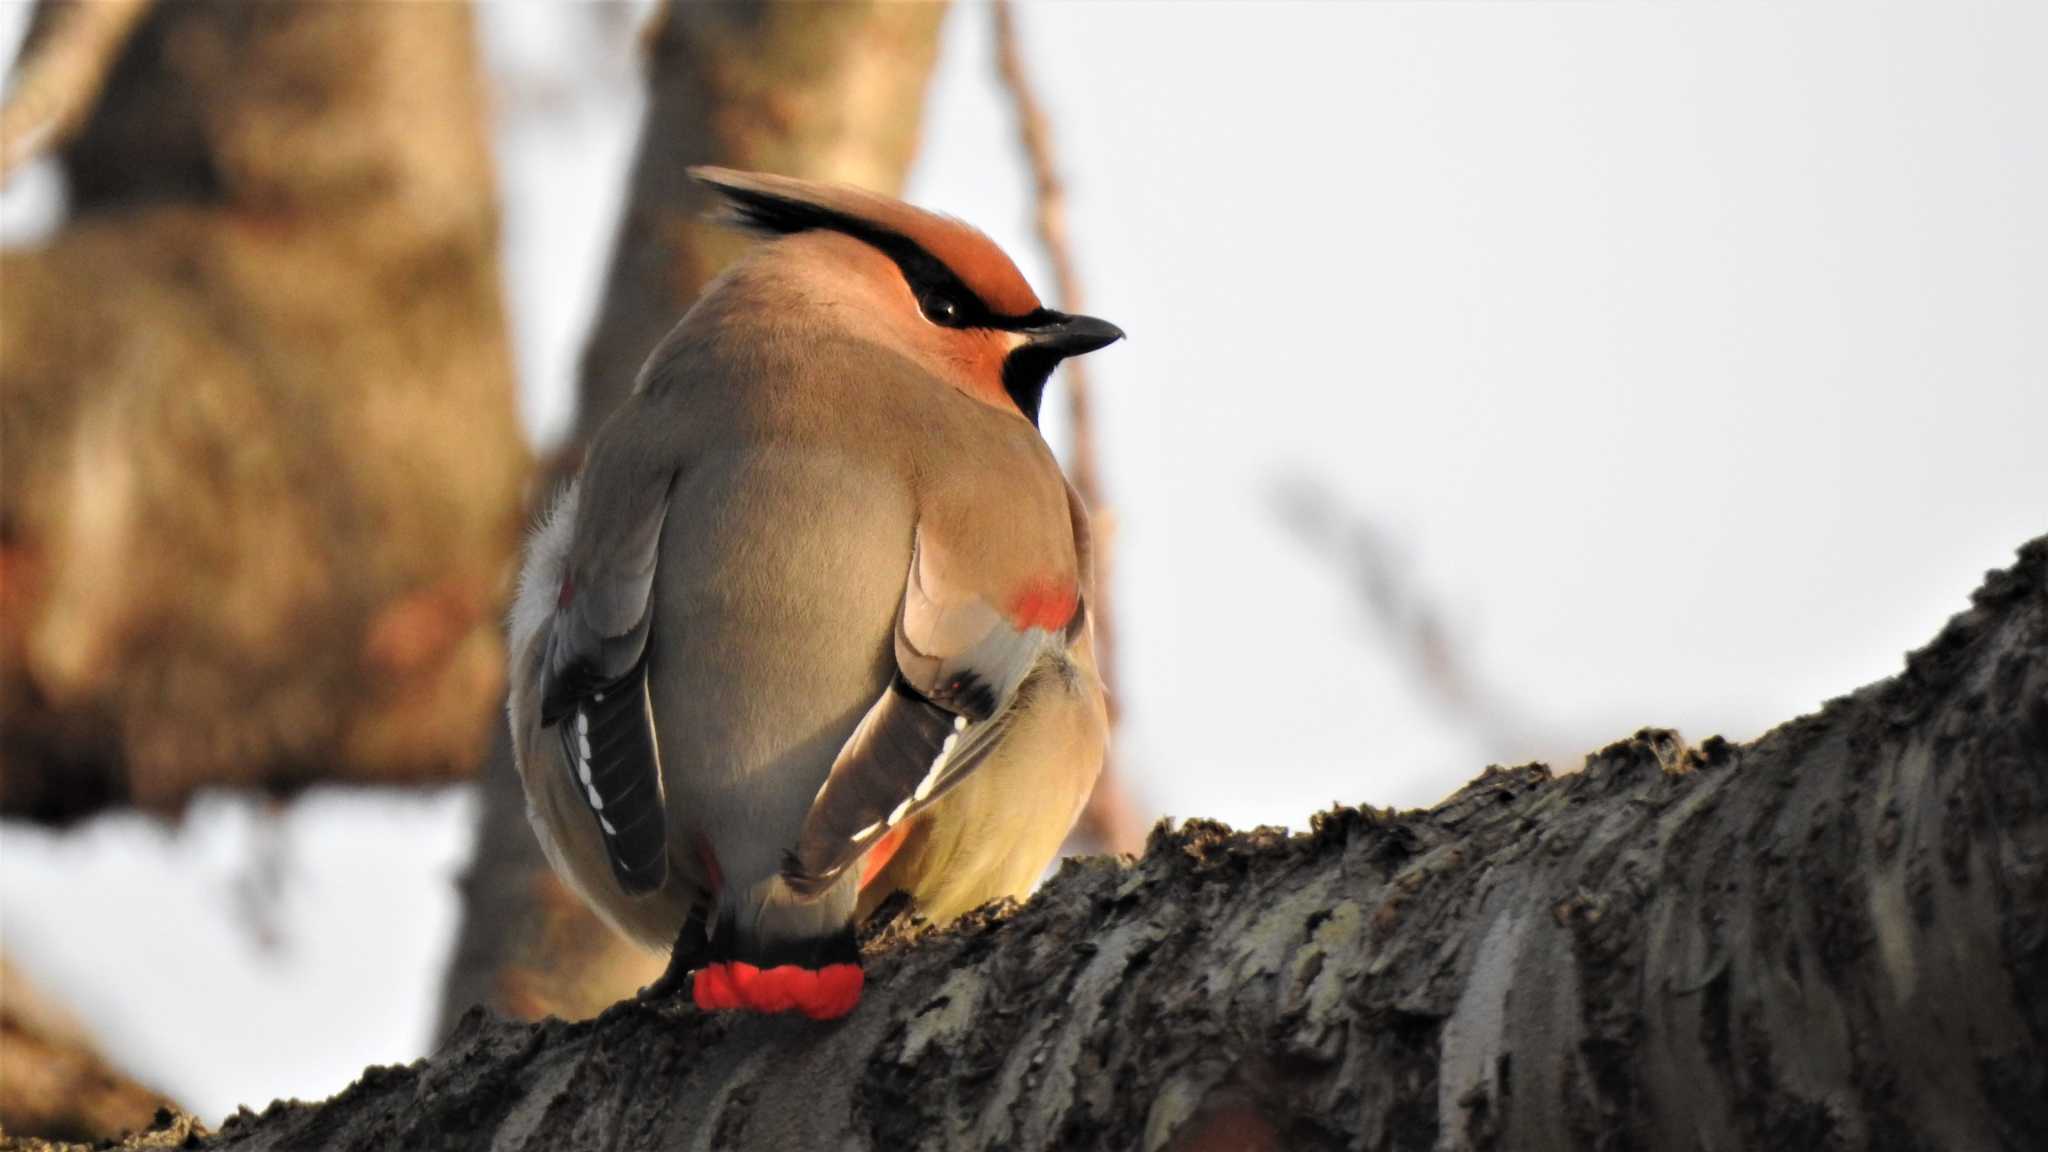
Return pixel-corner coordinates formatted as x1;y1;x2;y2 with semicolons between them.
539;461;673;722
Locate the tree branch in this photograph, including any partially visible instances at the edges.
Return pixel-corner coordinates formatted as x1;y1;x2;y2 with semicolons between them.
101;536;2046;1151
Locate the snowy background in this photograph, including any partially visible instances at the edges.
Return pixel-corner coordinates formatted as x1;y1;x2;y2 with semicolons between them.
3;0;2043;1124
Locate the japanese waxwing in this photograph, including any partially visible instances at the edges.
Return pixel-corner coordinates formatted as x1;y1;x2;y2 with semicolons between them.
506;168;1121;1020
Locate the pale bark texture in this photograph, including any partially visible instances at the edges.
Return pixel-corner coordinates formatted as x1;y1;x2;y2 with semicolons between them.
0;1;527;822
437;0;950;1030
95;535;2046;1152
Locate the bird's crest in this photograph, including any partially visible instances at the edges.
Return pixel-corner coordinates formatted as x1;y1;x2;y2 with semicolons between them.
691;166;1042;320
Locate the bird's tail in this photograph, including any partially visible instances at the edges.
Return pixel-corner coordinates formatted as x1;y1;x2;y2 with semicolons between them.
689;875;864;1020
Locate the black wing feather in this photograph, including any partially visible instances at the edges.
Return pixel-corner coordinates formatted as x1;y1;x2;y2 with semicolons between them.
556;657;669;895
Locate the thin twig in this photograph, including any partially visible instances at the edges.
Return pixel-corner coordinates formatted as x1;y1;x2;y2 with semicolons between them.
992;1;1146;854
0;0;156;184
1271;472;1557;764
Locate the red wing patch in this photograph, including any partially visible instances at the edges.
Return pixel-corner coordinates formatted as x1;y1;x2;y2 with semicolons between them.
859;822;912;891
1006;577;1078;632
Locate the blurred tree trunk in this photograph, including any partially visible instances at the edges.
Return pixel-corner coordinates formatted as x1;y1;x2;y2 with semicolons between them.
436;0;949;1031
103;537;2048;1152
0;955;175;1144
577;0;952;433
0;1;527;822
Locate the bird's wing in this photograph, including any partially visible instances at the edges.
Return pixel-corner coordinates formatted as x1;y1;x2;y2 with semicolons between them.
537;437;678;896
783;524;1084;897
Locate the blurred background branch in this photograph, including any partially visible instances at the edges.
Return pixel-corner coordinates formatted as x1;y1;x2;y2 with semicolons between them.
2;2;524;1135
992;0;1146;855
0;0;526;826
1271;471;1557;766
0;0;152;182
0;956;176;1143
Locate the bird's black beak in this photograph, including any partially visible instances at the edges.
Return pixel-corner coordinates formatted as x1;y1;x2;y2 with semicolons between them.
1019;311;1125;359
1001;310;1124;426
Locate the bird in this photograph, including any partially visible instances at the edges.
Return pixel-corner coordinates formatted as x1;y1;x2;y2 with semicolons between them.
506;167;1121;1020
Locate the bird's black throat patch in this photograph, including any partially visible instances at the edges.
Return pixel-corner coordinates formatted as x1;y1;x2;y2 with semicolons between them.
1002;344;1062;426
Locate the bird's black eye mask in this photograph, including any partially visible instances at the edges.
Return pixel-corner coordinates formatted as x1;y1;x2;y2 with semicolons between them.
889;248;1063;425
709;183;1061;422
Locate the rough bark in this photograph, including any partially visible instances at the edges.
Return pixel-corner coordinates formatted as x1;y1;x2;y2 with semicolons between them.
87;535;2046;1152
0;1;527;822
436;0;950;1031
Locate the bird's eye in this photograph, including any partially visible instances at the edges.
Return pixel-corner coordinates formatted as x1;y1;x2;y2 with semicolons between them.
920;291;964;327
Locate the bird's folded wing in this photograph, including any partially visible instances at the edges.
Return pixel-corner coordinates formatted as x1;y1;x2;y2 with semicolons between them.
555;658;670;893
538;453;677;895
538;457;671;722
784;526;1077;896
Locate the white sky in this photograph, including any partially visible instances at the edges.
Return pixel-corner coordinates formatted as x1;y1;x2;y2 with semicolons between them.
3;0;2043;1125
913;2;2047;824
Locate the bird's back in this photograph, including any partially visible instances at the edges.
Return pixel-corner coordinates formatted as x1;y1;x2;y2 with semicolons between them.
630;324;1071;893
647;400;916;890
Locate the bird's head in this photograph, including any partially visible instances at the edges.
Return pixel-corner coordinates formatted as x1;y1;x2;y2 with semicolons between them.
690;166;1123;425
